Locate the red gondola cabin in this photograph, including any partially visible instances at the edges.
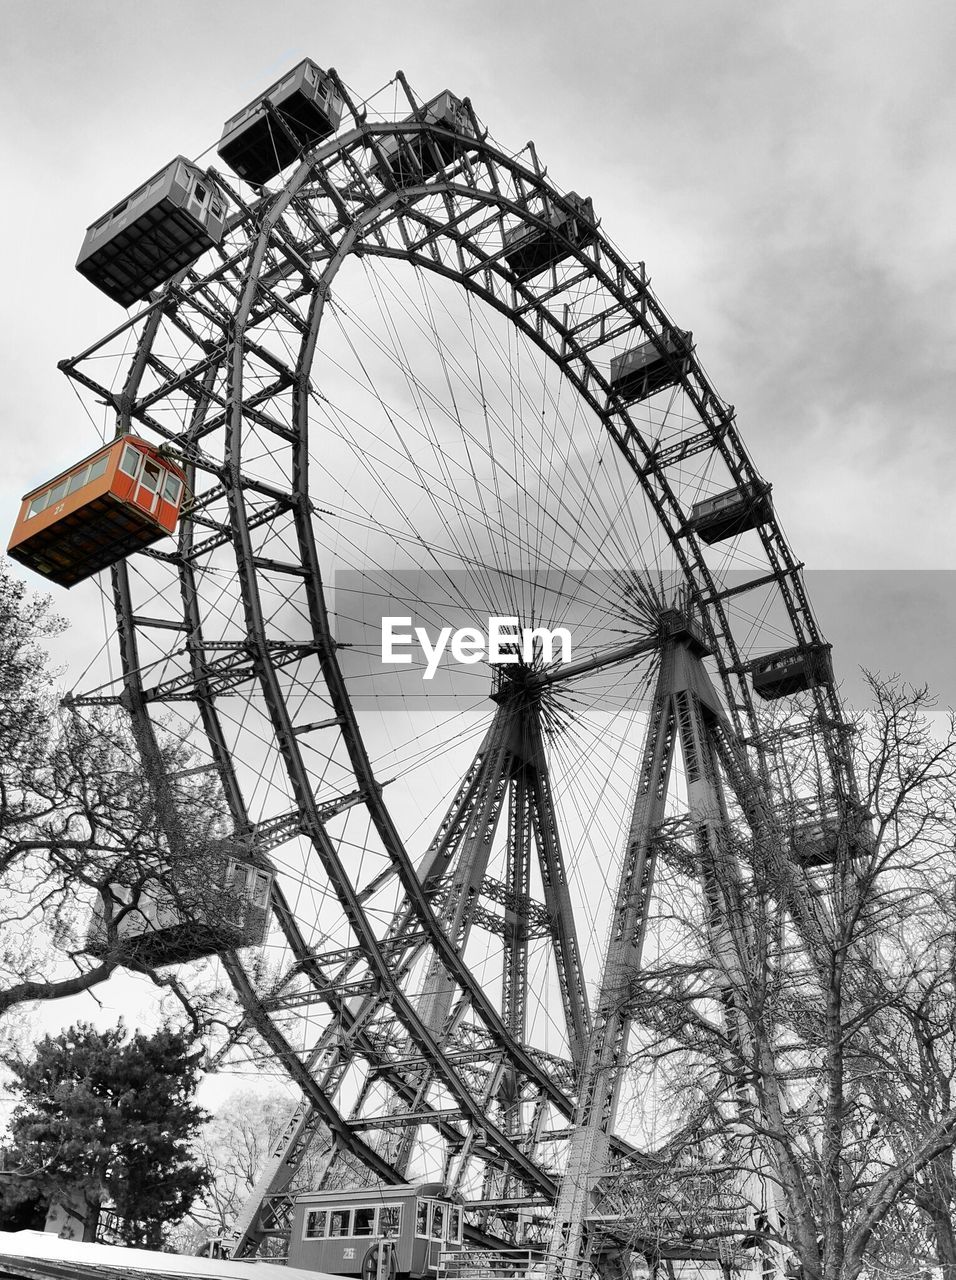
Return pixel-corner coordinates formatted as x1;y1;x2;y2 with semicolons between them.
7;435;186;588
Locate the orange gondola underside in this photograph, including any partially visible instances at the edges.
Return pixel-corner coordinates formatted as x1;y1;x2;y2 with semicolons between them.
7;435;185;589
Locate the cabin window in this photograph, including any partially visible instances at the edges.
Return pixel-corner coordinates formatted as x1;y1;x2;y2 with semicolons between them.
140;461;162;492
162;473;183;505
763;654;797;673
448;1207;462;1244
431;1203;445;1241
304;1209;327;1239
194;183;208;205
48;479;68;506
27;490;50;518
88;455;109;483
252;873;270;908
415;1200;429;1238
328;1209;351;1237
67;466;90;496
353;1208;375;1236
379;1206;401;1237
119;445;141;478
228;863;251;900
211;200;224;220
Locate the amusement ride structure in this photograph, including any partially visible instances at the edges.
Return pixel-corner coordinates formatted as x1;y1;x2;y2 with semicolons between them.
9;61;862;1280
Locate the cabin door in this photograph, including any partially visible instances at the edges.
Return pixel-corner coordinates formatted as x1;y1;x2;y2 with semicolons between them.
134;460;163;515
426;1202;446;1273
187;180;210;224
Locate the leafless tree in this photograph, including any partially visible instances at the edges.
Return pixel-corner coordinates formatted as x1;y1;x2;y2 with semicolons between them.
0;559;251;1043
197;1090;298;1239
165;1087;334;1256
618;673;956;1280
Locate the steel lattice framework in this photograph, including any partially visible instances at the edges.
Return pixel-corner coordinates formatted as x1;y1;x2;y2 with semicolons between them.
60;70;857;1271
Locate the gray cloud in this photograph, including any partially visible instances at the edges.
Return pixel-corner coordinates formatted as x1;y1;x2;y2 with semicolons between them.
0;0;953;704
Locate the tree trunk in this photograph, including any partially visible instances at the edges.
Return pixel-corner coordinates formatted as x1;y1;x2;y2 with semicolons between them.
821;948;847;1280
930;1205;956;1280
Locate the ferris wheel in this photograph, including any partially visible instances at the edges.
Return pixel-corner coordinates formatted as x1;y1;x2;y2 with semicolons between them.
35;61;858;1273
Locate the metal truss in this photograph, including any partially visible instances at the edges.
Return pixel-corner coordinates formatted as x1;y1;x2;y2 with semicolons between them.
57;69;857;1271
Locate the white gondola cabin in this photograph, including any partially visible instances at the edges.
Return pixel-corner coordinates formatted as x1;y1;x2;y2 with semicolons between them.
376;91;474;186
217;58;344;185
76;158;226;307
503;192;596;279
790;802;872;868
289;1185;464;1280
608;330;693;403
752;644;833;700
86;850;272;968
689;481;773;545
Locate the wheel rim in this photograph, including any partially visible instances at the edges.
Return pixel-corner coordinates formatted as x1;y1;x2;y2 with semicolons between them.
61;72;854;1244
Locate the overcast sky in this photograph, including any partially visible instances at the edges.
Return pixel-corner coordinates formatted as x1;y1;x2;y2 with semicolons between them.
0;2;954;1073
2;0;955;707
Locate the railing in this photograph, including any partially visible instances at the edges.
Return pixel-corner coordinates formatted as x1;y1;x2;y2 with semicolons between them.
437;1249;560;1280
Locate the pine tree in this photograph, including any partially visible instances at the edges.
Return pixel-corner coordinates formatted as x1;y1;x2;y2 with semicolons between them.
0;1020;211;1248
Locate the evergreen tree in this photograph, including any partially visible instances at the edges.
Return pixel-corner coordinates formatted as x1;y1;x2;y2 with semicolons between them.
0;1020;210;1248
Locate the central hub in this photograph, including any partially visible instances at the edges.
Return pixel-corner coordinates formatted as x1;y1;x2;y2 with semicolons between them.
489;654;545;706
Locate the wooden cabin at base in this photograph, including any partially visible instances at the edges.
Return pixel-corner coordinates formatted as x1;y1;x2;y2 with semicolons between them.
608;330;693;404
217;58;344;185
86;851;272;968
289;1184;464;1280
689;480;773;545
751;644;833;700
376;91;474;186
503;192;596;279
7;435;186;588
76;157;226;307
